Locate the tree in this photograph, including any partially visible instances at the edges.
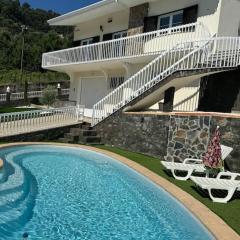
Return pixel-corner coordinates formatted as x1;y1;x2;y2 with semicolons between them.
40;85;57;108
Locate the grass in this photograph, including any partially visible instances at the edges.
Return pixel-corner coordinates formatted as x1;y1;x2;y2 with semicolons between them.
0;107;38;114
95;145;240;235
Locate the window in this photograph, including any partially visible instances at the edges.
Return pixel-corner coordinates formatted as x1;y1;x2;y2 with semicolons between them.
80;38;93;46
112;30;127;39
158;11;183;30
109;77;125;89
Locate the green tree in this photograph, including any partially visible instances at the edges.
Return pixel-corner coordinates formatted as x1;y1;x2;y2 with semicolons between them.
40;85;57;108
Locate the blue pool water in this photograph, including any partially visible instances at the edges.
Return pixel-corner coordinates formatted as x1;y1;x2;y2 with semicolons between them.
0;145;214;240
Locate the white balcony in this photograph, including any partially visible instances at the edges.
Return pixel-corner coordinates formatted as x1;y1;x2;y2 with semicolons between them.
42;23;210;71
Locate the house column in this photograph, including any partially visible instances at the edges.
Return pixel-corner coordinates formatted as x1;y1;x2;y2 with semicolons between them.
127;3;149;36
163;87;175;112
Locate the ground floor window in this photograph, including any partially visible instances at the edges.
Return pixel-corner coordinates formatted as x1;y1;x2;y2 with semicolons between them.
80;38;93;46
109;76;125;89
112;30;128;39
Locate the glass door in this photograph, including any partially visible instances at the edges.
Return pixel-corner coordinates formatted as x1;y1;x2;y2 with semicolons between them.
112;31;127;57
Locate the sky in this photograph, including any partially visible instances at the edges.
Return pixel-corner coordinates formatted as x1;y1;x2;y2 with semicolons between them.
19;0;102;14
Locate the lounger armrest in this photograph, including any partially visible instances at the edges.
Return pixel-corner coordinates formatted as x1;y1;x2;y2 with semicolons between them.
183;158;202;164
217;172;240;180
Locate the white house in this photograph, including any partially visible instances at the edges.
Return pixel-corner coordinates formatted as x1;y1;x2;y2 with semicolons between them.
42;0;240;124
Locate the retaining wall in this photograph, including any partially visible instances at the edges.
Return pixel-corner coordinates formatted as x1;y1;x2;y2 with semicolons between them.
96;112;240;172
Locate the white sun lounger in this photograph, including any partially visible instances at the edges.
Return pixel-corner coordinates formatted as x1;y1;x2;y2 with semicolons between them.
190;172;240;203
161;145;233;181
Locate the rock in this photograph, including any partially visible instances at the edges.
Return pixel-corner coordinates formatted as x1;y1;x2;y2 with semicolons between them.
176;130;186;139
175;142;183;149
200;131;208;139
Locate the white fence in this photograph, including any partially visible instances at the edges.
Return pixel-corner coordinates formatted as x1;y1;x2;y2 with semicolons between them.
0;89;70;102
0;106;84;137
42;23;210;68
92;37;240;125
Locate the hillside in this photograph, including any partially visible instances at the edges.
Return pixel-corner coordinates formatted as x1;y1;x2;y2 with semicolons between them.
0;0;73;84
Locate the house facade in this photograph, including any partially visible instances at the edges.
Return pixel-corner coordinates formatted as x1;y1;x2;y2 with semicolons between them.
42;0;240;123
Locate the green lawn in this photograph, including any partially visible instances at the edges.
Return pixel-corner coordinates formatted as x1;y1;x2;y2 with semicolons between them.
0;107;38;114
96;145;240;235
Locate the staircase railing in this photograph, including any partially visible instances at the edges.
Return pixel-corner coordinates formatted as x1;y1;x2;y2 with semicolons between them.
92;37;240;126
42;22;209;67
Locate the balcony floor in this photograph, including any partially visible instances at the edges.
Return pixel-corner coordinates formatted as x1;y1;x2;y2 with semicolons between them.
44;55;157;73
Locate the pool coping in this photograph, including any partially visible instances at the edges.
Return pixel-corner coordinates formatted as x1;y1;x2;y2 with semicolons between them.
0;158;3;168
0;142;239;240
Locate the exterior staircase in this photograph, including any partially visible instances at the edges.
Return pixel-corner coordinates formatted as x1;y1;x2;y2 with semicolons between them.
58;122;102;145
92;37;240;126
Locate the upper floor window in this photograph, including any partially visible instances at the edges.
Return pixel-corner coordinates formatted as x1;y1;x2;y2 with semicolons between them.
81;38;93;46
158;10;183;30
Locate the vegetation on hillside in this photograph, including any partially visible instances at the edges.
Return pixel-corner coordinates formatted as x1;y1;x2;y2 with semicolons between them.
0;0;73;84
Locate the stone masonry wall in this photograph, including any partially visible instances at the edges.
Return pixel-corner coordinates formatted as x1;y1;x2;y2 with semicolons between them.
0;124;81;143
96;112;169;159
127;3;149;36
165;115;210;162
96;112;240;172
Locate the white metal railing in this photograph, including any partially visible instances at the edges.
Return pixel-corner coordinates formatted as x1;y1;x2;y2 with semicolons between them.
173;87;200;112
92;37;240;125
0;94;6;102
0;106;84;137
42;23;210;67
0;89;70;102
61;88;70;96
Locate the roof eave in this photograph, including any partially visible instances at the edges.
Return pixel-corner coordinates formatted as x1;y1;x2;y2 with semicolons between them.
48;0;117;26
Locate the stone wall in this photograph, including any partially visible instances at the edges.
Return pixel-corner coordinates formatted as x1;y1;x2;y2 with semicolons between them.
165;115;210;162
127;3;149;36
96;112;240;172
0;124;81;143
96;112;169;159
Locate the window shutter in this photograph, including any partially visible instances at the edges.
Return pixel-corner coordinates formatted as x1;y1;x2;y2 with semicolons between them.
103;33;113;41
73;40;81;47
92;36;100;43
144;16;158;32
183;5;198;24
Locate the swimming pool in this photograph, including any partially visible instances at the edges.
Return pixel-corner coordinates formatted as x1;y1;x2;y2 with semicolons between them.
0;145;214;240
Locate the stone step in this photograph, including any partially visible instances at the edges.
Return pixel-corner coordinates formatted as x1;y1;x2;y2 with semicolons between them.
58;138;70;143
81;136;101;144
81;124;93;130
69;128;82;135
81;130;98;137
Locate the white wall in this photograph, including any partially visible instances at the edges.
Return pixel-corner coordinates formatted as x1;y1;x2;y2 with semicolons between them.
69;72;109;108
218;0;240;37
74;9;129;41
148;0;221;36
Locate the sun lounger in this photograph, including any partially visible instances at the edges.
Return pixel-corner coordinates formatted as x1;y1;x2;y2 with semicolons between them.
190;172;240;203
161;145;233;181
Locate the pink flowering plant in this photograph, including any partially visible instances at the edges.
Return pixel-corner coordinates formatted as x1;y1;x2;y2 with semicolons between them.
202;126;223;176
